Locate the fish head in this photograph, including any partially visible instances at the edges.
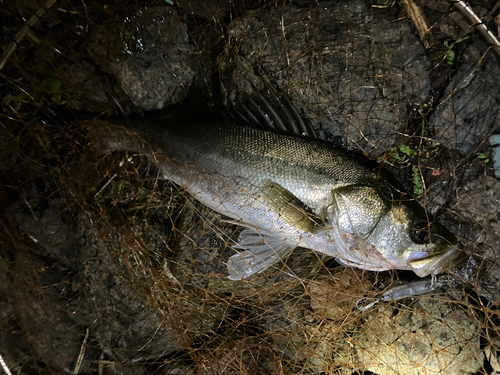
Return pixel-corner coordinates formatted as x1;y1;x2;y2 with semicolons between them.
368;201;463;277
330;185;464;277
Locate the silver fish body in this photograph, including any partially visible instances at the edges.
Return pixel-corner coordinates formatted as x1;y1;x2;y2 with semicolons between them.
97;113;462;280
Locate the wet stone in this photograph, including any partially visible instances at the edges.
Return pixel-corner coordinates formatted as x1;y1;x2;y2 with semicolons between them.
88;7;201;112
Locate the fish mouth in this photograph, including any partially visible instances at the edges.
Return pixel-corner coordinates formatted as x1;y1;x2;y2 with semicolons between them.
406;251;436;263
408;245;466;277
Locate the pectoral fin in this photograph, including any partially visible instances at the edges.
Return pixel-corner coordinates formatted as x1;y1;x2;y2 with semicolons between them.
227;228;295;280
261;179;326;233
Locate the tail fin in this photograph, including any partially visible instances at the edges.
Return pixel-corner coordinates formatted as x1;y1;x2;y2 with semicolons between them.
84;120;154;156
83;119;180;182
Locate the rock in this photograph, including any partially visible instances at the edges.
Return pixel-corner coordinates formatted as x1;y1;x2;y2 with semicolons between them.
177;0;232;21
73;210;194;362
88;7;201;112
11;192;75;267
56;60;112;113
2;247;97;374
454;176;500;303
457;175;500;230
221;1;432;157
341;296;483;375
309;268;374;321
431;41;500;155
198;338;280;375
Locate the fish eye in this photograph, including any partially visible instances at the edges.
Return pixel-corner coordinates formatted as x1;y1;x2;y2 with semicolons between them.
412;223;430;243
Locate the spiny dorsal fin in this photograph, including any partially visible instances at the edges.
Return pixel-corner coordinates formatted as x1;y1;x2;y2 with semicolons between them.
230;76;317;138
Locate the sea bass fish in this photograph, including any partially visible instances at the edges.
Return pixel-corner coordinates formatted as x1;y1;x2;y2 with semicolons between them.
92;108;463;281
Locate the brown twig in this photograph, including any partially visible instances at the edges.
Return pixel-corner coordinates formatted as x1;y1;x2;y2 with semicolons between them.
485;0;500;19
73;328;89;375
0;0;57;70
403;0;433;49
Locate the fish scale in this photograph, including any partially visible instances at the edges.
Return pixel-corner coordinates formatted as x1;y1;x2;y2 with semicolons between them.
144;118;373;204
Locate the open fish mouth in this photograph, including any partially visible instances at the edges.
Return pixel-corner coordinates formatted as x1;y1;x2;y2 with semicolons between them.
408;246;466;277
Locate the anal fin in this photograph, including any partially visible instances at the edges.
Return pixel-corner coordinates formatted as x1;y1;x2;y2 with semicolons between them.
227;228;295;280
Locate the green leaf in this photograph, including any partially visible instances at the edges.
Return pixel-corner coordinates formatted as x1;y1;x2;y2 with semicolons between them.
41;78;62;94
447;50;455;64
49;20;62;28
26;32;40;44
399;144;416;157
412;166;424;195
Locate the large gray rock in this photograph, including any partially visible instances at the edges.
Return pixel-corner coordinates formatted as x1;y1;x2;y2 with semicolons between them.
431;42;500;155
221;1;432;157
88;7;201;111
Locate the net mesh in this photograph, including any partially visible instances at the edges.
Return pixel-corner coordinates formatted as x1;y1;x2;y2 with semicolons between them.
1;0;500;374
